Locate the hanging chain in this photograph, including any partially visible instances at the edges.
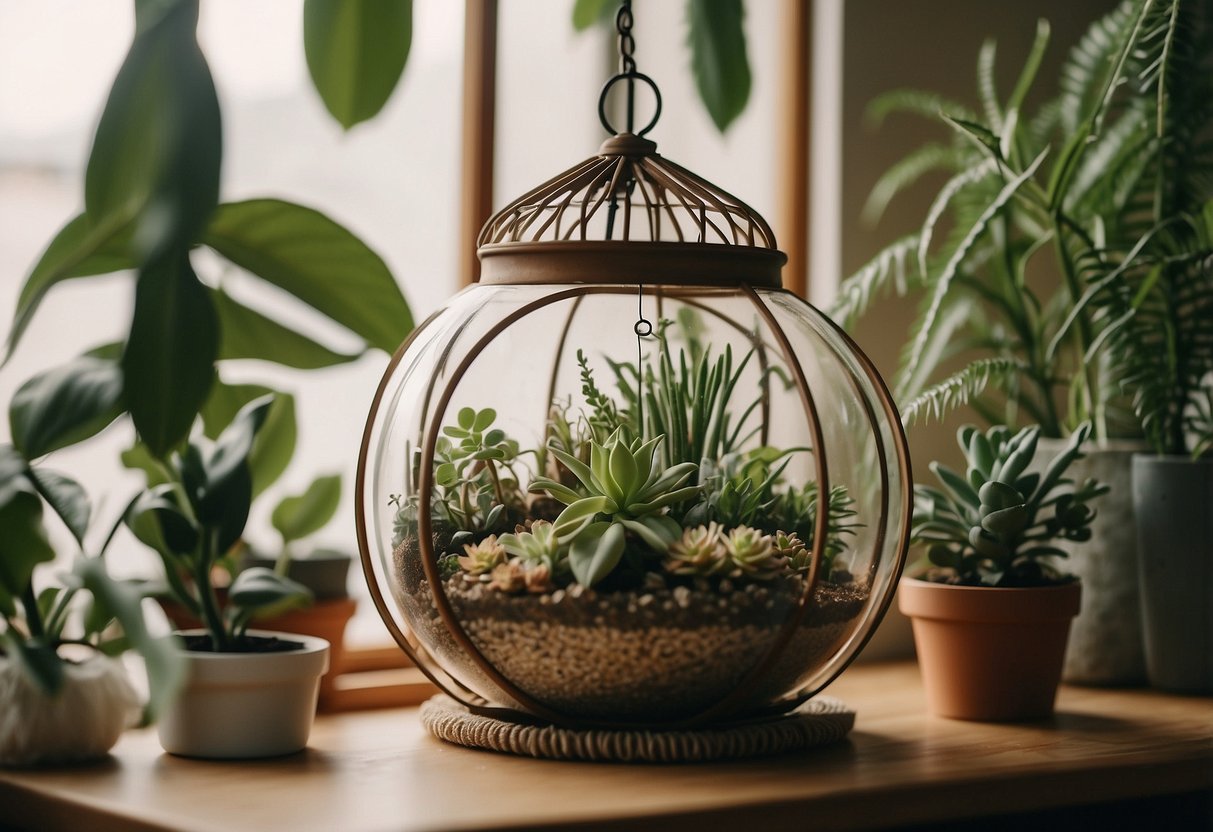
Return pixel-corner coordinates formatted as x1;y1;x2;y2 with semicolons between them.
616;0;637;132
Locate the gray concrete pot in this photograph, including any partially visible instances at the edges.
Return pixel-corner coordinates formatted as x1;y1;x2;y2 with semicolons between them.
1034;440;1146;685
1132;455;1213;694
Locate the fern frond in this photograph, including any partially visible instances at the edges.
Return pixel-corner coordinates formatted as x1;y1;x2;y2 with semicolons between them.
900;150;1049;400
977;39;1003;133
917;157;1000;277
866;90;979;128
901;357;1028;427
862;144;966;226
830;235;921;330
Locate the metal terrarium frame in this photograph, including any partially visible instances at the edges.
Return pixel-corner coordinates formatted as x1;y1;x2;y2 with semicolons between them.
356;0;911;730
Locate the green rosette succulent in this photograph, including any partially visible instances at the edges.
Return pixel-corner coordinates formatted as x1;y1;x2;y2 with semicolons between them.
497;520;563;571
723;526;788;581
530;429;700;587
663;522;730;577
457;535;506;577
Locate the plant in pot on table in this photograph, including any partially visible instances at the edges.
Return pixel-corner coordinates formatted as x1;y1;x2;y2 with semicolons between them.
901;422;1107;720
125;397;329;759
0;365;182;765
834;0;1213;685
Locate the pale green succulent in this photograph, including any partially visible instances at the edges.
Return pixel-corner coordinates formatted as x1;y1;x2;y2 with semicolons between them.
663;522;729;577
497;520;562;571
773;530;809;572
457;535;505;576
723;526;787;581
530;429;700;587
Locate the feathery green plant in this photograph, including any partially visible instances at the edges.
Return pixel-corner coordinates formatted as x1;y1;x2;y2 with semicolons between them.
834;1;1213;441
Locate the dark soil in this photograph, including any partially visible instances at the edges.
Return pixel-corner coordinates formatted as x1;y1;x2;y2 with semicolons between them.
181;634;306;654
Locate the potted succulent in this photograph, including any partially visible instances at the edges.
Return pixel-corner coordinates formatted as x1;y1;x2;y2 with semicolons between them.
835;0;1212;685
125;397;329;759
901;423;1107;720
390;324;867;723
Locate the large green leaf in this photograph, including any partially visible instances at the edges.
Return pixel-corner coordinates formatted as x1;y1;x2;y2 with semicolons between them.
201;381;297;497
228;566;312;617
85;0;221;258
568;521;626;587
5;215;136;361
122;253;218;458
9;354;125;459
75;557;184;722
0;487;55;618
203;199;412;353
303;0;412;129
25;468;91;549
212;287;360;369
687;0;752;133
271;474;342;545
572;0;616;30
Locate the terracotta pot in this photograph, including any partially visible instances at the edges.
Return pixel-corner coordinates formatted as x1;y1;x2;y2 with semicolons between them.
157;630;329;759
899;577;1081;721
156;595;355;709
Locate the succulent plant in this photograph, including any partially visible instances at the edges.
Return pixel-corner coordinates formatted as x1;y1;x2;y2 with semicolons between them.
498;520;563;572
487;558;553;594
530;429;700;587
773;530;808;571
663;523;730;577
723;526;787;581
769;483;860;580
457;535;506;577
912;423;1109;586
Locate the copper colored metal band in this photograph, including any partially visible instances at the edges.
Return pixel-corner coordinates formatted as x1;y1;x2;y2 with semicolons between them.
477;242;785;288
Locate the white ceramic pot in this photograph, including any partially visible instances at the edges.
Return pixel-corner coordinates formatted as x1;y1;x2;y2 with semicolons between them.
0;654;140;767
157;630;329;759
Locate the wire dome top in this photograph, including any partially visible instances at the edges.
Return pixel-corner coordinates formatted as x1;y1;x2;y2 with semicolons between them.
476;5;785;289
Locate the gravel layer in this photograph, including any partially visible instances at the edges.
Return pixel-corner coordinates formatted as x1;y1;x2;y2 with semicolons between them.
389;535;868;720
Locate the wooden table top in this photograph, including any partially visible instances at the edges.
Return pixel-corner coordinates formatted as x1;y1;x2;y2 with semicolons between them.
2;661;1210;832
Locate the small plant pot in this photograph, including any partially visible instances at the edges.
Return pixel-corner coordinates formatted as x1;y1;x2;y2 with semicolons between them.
0;655;140;767
157;630;329;759
899;577;1081;721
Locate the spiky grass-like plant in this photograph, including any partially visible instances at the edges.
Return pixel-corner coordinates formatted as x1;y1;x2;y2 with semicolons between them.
834;1;1213;441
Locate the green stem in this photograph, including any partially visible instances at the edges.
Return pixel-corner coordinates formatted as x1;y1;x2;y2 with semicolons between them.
195;531;229;652
21;585;45;640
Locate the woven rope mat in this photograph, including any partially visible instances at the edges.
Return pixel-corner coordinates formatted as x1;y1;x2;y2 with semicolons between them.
419;695;855;762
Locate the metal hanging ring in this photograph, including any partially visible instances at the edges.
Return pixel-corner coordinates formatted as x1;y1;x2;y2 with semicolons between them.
597;71;663;137
634;319;653;337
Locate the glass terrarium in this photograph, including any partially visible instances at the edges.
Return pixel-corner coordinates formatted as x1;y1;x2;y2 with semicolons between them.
357;129;911;729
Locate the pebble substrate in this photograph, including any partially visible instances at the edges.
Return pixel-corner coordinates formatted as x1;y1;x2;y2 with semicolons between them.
390;534;868;721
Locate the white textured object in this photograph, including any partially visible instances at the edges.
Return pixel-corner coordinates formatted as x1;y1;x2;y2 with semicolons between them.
0;655;140;767
157;630;329;759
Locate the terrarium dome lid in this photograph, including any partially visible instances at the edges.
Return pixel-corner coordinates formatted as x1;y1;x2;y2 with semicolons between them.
476;76;786;289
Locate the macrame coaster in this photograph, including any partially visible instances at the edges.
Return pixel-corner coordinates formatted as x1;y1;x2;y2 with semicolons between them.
419;695;855;762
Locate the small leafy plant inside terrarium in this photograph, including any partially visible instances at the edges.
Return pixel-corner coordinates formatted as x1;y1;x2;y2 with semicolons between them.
394;316;862;597
911;423;1109;587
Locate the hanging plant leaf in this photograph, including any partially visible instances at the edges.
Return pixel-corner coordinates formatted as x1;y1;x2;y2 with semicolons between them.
9;354;125;459
203;199;412;353
200;382;297;497
85;0;221;259
271;474;342;545
25;468;91;548
211;287;361;369
122;253;218;458
303;0;412;129
4;215;136;361
573;0;617;30
687;0;752;133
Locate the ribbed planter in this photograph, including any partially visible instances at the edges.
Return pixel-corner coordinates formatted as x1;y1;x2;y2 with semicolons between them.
1132;455;1213;694
1034;439;1146;685
0;655;140;767
157;630;329;759
899;578;1080;721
